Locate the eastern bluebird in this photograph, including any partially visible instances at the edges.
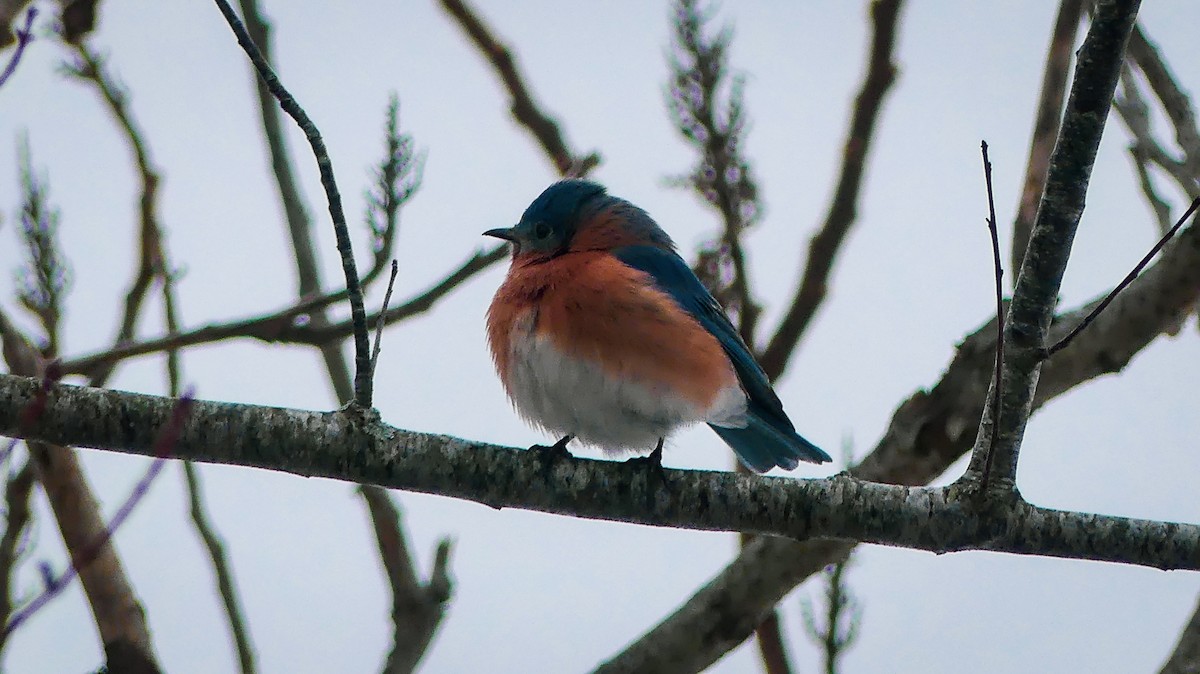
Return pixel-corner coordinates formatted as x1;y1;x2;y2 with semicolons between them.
485;179;831;472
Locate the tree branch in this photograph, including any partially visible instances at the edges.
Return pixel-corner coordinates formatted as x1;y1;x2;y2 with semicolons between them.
961;0;1141;490
182;461;256;674
0;373;1196;572
759;0;903;378
600;74;1200;672
1010;0;1084;273
58;244;508;377
360;485;452;673
212;0;373;407
437;0;597;175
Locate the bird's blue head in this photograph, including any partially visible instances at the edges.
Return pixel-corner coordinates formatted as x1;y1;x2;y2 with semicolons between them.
483;180;607;257
484;180;673;258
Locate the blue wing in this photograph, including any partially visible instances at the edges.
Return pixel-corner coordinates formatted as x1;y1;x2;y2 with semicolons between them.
612;245;831;471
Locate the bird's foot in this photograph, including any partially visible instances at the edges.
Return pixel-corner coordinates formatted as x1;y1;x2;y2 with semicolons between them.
624;439;671;499
529;435;573;480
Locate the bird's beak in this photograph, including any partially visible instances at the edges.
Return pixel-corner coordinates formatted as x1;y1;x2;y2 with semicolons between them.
483;226;517;241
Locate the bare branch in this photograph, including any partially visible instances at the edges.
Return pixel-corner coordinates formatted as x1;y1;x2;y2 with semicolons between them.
229;5;451;669
438;0;598;175
759;0;903;378
1046;198;1199;357
0;461;34;654
1126;25;1200;180
961;0;1141;490
360;485;452;673
58;243;508;376
0;374;1196;572
182;462;256;674
62;43;168;389
1011;0;1084;272
1115;66;1176;232
0;6;35;88
212;0;373;407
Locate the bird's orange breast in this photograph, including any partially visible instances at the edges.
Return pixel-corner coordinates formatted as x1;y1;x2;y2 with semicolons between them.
486;251;737;409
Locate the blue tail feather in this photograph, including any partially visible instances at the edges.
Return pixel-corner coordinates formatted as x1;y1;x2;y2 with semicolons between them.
709;413;831;473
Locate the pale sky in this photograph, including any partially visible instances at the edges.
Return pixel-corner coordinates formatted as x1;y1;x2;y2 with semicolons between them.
2;2;1199;672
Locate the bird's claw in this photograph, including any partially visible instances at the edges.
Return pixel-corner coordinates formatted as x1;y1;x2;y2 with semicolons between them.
529;435;573;480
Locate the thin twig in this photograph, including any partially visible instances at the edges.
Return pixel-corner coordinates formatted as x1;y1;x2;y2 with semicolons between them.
59;244;507;375
183;462;256;673
759;0;903;378
63;44;166;389
979;141;1005;489
1011;0;1084;272
212;0;373;408
438;0;598;176
371;260;400;377
0;7;36;89
1126;25;1200;179
1045;196;1200;357
1115;65;1176;232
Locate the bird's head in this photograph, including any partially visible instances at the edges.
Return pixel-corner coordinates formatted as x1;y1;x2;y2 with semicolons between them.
484;180;673;263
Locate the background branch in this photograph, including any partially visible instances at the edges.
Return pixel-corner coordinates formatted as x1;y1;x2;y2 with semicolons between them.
759;0;903;378
1010;0;1084;273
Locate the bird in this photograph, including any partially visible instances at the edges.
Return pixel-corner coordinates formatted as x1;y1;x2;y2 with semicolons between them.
484;179;831;472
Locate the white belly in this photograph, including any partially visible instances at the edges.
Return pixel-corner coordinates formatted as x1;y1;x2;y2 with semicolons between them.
505;327;746;452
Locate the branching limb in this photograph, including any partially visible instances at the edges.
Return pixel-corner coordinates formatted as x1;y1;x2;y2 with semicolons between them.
229;4;450;668
182;462;256;674
62;44;167;388
759;0;903;378
360;485;453;674
960;0;1141;491
59;244;507;377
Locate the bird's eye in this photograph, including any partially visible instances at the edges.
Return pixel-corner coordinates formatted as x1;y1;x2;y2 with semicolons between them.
532;222;552;240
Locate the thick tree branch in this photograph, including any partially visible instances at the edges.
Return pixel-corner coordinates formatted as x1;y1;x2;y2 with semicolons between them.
759;0;903;378
0;373;1196;572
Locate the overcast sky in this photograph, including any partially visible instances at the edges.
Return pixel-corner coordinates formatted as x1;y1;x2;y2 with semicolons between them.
2;2;1199;672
